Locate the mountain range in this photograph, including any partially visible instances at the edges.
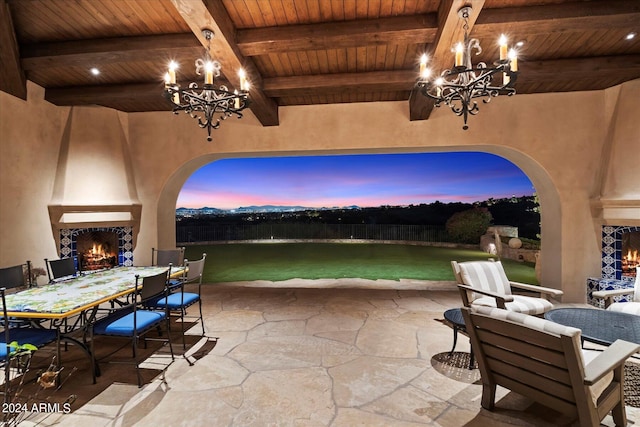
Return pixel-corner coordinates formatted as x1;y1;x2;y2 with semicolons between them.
176;205;360;216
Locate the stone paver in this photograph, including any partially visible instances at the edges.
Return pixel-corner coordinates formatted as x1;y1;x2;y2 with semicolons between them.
233;367;335;426
22;282;640;427
329;355;429;407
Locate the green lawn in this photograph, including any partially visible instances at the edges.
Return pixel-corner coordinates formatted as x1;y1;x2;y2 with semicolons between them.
184;242;537;284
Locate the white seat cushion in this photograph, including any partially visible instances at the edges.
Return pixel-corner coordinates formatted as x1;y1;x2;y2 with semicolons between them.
472;295;553;315
608;301;640;315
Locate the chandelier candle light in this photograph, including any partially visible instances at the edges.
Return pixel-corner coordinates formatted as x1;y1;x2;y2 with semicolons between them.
416;6;519;130
164;29;250;141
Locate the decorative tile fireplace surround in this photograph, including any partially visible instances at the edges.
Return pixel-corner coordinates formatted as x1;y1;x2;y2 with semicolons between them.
587;225;639;307
48;204;141;271
59;226;134;270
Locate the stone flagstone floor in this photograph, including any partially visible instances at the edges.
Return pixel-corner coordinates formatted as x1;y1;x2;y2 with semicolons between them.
21;280;640;426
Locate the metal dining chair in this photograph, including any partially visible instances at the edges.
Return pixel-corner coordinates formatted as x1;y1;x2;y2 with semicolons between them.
44;257;77;283
1;287;59;404
0;261;33;289
0;261;38;329
89;270;175;387
151;247;185;267
147;254;207;350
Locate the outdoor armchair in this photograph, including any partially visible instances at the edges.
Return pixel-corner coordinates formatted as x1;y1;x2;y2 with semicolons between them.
592;266;640;315
461;306;640;427
452;259;563;316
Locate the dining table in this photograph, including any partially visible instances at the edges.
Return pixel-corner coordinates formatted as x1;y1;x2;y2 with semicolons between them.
3;265;186;381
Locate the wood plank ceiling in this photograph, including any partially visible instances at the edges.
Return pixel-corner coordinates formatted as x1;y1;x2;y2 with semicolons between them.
1;0;639;127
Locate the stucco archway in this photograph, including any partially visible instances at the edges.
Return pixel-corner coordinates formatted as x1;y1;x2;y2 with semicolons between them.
154;147;561;290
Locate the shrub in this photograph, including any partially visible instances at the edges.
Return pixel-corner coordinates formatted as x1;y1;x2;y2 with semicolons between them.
446;208;492;244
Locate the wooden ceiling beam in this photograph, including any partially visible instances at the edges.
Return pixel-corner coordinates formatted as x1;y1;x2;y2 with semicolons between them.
45;82;167;106
0;0;26;99
170;0;278;127
519;54;640;81
21;33;202;70
263;71;416;97
236;14;438;56
409;0;485;121
474;0;640;38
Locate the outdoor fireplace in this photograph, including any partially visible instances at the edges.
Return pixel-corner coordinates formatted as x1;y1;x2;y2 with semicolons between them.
587;225;640;307
58;226;134;270
48;204;141;270
77;230;119;271
601;226;640;280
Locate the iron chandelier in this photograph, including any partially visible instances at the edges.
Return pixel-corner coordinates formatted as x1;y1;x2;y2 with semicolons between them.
416;5;519;130
163;29;250;141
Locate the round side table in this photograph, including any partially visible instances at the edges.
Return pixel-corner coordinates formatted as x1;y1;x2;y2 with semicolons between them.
443;308;475;369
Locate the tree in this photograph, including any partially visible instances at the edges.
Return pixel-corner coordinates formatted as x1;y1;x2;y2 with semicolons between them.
445;208;493;243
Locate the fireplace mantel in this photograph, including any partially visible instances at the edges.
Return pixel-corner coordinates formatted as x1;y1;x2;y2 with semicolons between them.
591;199;640;226
48;204;141;249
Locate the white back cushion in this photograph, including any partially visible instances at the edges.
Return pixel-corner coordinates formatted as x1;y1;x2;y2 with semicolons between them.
458;260;512;296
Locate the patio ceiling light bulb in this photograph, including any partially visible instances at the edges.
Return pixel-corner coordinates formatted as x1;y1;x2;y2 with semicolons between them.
204;61;214;85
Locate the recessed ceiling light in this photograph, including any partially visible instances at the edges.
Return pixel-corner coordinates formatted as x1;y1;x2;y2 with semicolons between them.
625;32;637;40
516;41;525;47
90;68;100;76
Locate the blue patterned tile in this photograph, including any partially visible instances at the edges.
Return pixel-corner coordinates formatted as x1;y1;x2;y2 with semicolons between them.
601;225;640;279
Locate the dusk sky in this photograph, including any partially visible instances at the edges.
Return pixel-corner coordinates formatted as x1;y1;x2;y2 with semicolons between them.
176;152;535;210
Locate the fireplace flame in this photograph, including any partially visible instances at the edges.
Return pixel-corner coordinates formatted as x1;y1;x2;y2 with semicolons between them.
82;242;116;270
91;243;110;257
622;249;639;278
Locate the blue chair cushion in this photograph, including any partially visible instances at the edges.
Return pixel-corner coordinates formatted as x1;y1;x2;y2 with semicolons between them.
0;327;57;360
0;343;17;360
153;292;200;310
167;279;182;291
93;310;166;336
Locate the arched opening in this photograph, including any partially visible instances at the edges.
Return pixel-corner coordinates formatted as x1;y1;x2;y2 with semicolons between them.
155;148;561;290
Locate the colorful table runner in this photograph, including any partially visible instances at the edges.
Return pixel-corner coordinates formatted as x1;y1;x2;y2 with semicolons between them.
3;266;184;315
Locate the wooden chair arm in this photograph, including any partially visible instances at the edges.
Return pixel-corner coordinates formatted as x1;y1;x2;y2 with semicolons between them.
592;288;633;299
457;284;513;309
591;288;634;308
509;281;564;299
583;339;640;385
